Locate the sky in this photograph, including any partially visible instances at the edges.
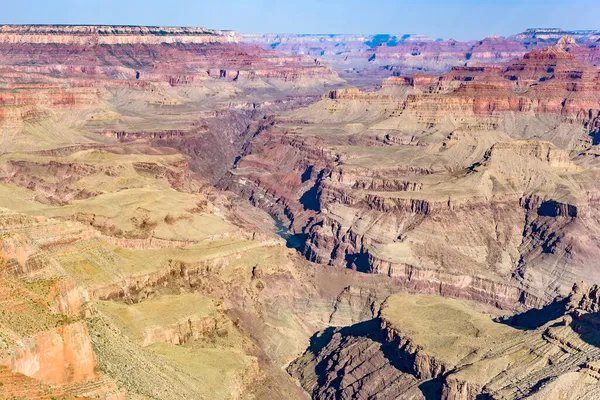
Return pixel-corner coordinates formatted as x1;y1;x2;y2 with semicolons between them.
3;0;599;40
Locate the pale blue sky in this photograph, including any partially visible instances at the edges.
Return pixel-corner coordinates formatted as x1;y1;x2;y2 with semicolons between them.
3;0;599;40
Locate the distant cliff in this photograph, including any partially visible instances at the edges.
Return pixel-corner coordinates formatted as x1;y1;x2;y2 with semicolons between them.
0;24;240;44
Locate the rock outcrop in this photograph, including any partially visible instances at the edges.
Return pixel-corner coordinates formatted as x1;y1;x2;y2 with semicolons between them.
11;321;97;386
290;287;600;399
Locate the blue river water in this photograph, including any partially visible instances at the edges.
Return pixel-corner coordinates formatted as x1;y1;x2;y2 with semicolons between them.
273;217;307;250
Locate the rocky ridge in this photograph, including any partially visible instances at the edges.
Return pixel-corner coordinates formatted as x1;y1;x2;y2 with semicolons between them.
290;283;600;399
0;24;240;44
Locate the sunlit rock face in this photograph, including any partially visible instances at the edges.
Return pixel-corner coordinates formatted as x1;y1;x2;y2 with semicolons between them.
0;24;240;44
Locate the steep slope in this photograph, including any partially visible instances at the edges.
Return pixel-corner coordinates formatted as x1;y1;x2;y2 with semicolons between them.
290;284;600;399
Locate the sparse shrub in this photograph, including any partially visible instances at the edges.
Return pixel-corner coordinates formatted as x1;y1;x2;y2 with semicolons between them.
135;216;158;231
164;213;177;225
188;199;209;214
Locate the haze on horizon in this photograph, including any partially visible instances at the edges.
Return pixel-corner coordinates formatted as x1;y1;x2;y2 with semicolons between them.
2;0;599;41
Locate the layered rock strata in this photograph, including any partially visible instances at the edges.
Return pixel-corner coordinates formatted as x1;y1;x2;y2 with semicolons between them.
224;46;600;305
0;25;342;184
0;24;239;44
290;287;600;399
244;29;600;87
0;23;350;399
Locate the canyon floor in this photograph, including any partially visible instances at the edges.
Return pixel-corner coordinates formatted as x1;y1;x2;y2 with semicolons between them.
1;25;600;400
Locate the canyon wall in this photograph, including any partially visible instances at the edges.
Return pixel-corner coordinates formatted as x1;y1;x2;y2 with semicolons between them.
0;24;240;44
290;286;600;399
0;23;346;399
3;23;600;399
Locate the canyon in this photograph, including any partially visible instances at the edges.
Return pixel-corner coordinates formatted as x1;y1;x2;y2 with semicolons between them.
225;43;600;306
1;23;600;400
